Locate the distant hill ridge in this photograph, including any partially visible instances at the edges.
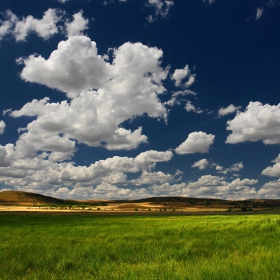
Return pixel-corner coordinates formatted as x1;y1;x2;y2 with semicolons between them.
0;190;69;205
1;190;280;208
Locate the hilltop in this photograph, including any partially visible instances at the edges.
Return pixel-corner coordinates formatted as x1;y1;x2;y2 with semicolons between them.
1;190;280;213
0;191;70;206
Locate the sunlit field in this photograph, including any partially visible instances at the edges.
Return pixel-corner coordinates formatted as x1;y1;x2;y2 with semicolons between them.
1;213;280;280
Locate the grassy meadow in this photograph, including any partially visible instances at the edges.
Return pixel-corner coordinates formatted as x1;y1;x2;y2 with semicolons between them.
1;213;280;279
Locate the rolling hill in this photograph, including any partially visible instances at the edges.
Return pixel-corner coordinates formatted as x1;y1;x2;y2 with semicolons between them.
0;191;70;206
1;190;280;211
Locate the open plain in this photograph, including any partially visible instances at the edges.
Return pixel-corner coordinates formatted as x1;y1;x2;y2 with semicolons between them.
1;211;280;279
1;191;280;279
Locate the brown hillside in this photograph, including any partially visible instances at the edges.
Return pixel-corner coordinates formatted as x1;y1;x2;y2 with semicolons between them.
0;191;68;206
1;190;280;210
113;196;280;209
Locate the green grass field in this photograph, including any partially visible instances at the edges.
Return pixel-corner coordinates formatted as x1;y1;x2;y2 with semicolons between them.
1;213;280;280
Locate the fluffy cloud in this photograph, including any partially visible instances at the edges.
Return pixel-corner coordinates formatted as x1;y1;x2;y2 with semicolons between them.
0;149;173;195
0;121;6;134
226;102;280;144
65;11;88;36
1;34;181;198
134;150;173;170
18;35;168;98
185;176;257;200
11;94;146;151
130;170;174;185
18;36;111;97
172;65;196;88
216;162;243;175
8;9;61;41
0;128;76;164
258;180;280;198
149;182;187;196
218;104;241;116
56;170;257;200
262;154;280;177
0;144;14;167
185;101;203;113
149;175;258;200
14;37;169;151
146;0;174;22
191;158;210;170
175;131;215;154
191;159;243;174
16;127;76;161
215;165;223;172
0;145;261;199
0;9;90;42
63;183;151;200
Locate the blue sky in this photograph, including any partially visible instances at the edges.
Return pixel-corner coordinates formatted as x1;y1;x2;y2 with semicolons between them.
1;0;280;200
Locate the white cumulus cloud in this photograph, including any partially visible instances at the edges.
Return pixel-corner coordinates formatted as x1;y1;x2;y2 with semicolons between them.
185;101;203;113
18;36;111;98
0;9;90;42
150;175;258;200
191;158;210;170
65;11;89;36
14;37;169;151
262;154;280;177
130;170;174;185
134;150;173;170
226;101;280;144
258;180;280;198
13;9;61;41
175;131;215;154
171;65;196;88
0;149;174;197
216;162;244;175
218;104;241;116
